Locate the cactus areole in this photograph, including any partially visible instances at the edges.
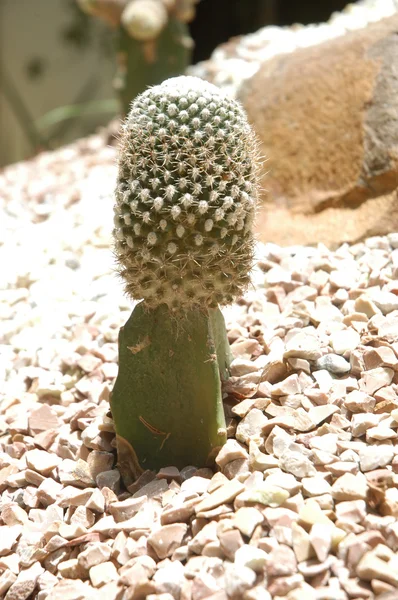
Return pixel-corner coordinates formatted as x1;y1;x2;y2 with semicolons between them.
111;76;259;485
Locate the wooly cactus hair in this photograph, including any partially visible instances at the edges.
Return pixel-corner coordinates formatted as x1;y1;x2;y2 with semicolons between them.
113;75;260;310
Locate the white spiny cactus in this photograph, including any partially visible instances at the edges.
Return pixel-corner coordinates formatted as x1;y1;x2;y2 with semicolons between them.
113;75;260;310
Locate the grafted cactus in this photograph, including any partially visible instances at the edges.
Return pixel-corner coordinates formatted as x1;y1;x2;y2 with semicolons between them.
77;0;197;114
111;76;259;484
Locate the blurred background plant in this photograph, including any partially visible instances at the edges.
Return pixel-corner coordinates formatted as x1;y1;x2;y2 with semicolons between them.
0;0;348;168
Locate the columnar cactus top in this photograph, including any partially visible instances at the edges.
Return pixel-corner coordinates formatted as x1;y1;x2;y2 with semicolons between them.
114;76;260;310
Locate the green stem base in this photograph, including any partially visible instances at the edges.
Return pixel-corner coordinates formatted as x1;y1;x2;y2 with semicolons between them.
111;302;229;486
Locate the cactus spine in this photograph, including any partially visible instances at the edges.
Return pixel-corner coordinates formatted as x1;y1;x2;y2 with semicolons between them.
111;76;259;483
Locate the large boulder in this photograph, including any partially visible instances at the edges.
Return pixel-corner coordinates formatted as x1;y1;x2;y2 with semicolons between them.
239;15;398;247
190;1;398;247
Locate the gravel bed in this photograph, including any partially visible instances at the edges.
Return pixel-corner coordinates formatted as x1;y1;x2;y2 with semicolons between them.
1;131;398;600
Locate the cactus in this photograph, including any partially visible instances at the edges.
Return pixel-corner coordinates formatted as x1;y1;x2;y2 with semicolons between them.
111;76;259;484
77;0;197;115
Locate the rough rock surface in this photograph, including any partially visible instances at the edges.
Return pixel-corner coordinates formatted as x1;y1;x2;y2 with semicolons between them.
241;15;398;247
1;112;398;599
191;0;398;247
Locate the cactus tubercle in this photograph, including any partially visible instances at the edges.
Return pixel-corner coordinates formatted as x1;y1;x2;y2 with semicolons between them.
114;75;260;310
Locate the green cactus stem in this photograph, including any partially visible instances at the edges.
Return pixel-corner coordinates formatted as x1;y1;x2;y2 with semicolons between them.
111;303;230;485
77;0;195;116
111;76;259;482
115;18;192;116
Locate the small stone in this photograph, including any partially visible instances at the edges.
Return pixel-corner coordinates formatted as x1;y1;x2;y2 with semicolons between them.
96;470;120;493
78;543;112;569
331;473;368;501
336;499;366;524
359;445;394;471
233;507;264;538
361;367;394;395
224;563;256;598
243;588;272;600
236;409;268;445
330;328;360;355
0;525;22;556
364;346;398;370
87;451;114;480
267;545;297;577
37;478;63;506
343;390;375;413
265;472;301;495
25;450;61;476
218;528;244;561
284;330;322;360
1;503;28;525
309;523;333;562
235;545;268;572
325;461;358;476
215;439;249;469
28;404;59;435
191;573;221;600
236;483;289;508
292;523;312;563
89;561;118;587
5;561;44;600
299;499;333;528
86;488;106;513
279;451;317;478
307;404;339;426
0;572;17;597
301;477;332;497
109;495;147;522
156;466;181;481
315;354;351;374
58;458;95;487
370;290;398;315
354;296;380;318
272;374;301;396
161;497;199;525
356;551;398;586
57;558;86;579
152;560;185;598
71;505;95;529
194;479;245;514
366;424;397;441
180;476;211;495
148;524;188;559
230;358;259;376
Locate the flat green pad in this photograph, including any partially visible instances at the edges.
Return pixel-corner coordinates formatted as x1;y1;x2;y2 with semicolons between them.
111;302;228;484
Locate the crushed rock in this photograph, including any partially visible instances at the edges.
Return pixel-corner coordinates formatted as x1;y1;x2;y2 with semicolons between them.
1;125;398;600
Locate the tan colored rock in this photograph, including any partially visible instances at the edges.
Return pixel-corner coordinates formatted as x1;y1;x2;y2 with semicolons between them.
356;551;398;586
4;561;44;600
215;439;249;469
194;479;245;514
233;507;264;538
239;16;398;248
332;472;368;501
28;404;60;435
0;526;22;557
78;542;112;570
89;561;118;587
0;571;17;597
57;558;86;579
292;522;313;563
267;545;297;577
109;495;147;522
148;524;188;559
25;449;61;476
